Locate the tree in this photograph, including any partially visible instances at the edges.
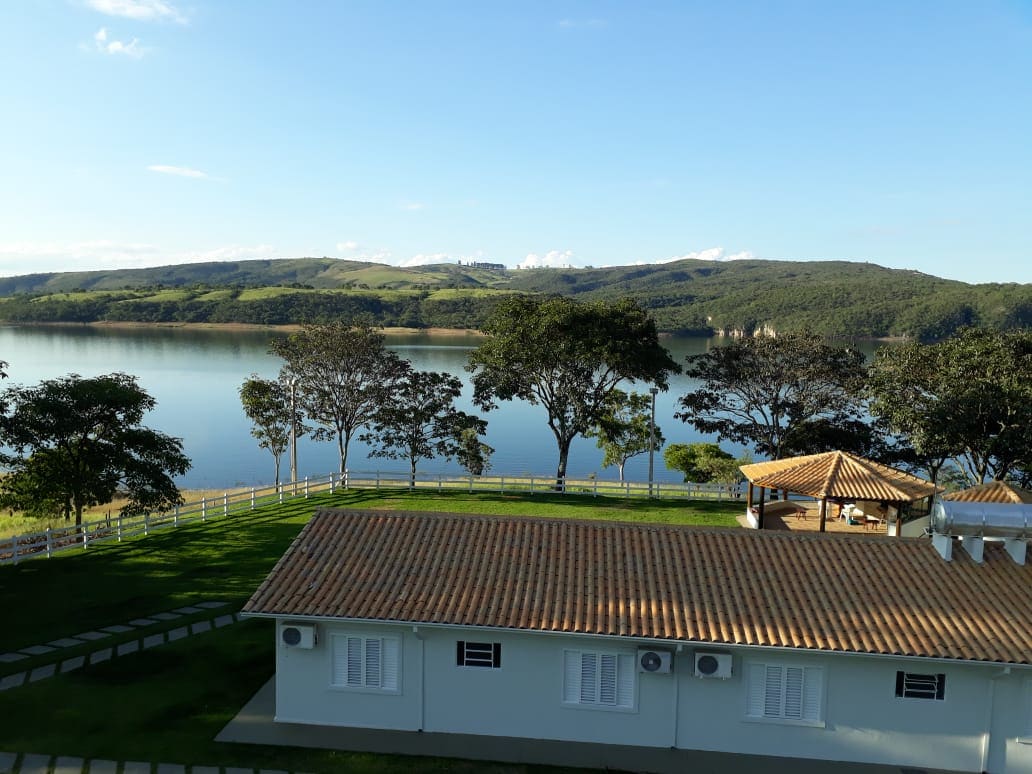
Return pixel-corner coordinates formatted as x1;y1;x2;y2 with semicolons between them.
361;368;487;486
587;389;664;481
271;323;407;477
0;373;190;525
239;375;305;486
675;334;866;461
664;442;734;483
467;296;679;485
866;327;1032;485
456;425;494;477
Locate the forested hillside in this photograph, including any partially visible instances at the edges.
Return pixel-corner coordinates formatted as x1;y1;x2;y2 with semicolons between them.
0;257;1028;340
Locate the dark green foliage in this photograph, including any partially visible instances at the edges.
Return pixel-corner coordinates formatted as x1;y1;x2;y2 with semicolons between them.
468;296;680;484
239;375;294;485
587;389;664;481
0;373;190;524
663;442;734;483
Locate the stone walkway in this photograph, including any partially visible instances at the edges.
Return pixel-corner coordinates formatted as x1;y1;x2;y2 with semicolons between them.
0;753;309;774
0;602;238;693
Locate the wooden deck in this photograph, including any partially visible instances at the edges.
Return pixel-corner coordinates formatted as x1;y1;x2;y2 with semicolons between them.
739;500;888;534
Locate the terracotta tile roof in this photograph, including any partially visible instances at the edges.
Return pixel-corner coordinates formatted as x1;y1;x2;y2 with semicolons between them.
740;451;938;502
243;509;1032;665
945;481;1032;504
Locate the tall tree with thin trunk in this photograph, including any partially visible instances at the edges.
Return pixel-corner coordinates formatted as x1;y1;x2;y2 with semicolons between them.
239;374;302;486
270;323;407;478
467;296;679;486
587;389;664;481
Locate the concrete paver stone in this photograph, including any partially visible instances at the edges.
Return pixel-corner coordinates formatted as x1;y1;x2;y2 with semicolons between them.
156;764;186;774
18;753;51;774
213;615;235;628
190;620;212;635
258;769;289;774
101;624;134;634
0;672;26;691
54;756;85;774
224;768;255;774
197;601;228;609
117;640;140;656
20;644;56;656
90;648;112;664
48;637;84;648
61;655;86;672
173;606;202;614
151;612;181;621
143;634;165;649
130;618;158;627
29;664;56;682
0;652;28;663
189;767;220;774
74;631;109;641
88;760;119;774
168;626;189;642
123;760;151;774
0;751;17;774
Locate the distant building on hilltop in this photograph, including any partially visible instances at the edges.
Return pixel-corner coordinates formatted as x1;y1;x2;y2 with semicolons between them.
457;260;506;270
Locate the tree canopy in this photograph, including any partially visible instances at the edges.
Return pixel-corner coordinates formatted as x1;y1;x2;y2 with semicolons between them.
270;322;407;476
675;333;866;461
361;367;487;484
866;327;1032;485
587;389;664;481
239;374;303;486
0;373;190;524
467;295;680;484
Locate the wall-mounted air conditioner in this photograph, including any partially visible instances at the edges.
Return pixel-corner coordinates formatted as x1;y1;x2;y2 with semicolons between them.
637;648;673;674
694;651;732;679
280;622;317;649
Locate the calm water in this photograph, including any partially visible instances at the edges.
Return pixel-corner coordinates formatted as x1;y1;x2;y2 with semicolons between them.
0;325;873;489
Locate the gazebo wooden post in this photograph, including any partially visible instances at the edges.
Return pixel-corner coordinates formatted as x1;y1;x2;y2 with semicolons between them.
818;497;828;532
757;486;766;529
746;482;754;510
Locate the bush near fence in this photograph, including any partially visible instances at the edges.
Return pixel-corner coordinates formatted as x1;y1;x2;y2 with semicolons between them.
0;470;744;566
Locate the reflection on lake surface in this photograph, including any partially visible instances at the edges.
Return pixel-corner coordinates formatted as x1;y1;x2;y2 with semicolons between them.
0;324;879;489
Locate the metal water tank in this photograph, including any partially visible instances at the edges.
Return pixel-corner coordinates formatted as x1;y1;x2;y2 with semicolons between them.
930;499;1032;539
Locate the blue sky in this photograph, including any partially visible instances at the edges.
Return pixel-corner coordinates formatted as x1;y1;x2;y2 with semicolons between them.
1;1;1029;283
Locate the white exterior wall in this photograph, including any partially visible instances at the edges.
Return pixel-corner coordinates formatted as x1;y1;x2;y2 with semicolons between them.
271;618;1032;773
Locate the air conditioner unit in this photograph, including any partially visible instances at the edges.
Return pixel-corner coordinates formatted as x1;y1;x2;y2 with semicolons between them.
637;648;673;674
694;651;732;679
280;623;317;649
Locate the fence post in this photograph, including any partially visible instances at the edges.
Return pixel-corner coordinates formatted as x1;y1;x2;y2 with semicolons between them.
251;487;256;510
82;523;88;549
500;476;505;494
174;506;179;528
330;473;335;494
469;475;474;494
278;486;284;504
117;513;123;542
304;477;309;498
46;527;53;559
12;533;18;565
438;474;442;491
530;476;534;495
145;512;150;535
202;498;207;522
224;493;229;516
376;471;380;490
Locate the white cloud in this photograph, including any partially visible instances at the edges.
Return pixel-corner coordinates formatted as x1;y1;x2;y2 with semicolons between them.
0;240;277;276
86;0;186;23
147;164;214;179
336;240;359;252
92;27;145;58
517;249;574;269
663;247;755;264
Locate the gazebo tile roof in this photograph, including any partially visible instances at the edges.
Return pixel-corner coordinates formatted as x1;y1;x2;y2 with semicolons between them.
945;481;1032;504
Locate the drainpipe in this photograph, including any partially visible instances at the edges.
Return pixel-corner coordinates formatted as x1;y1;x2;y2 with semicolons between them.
980;666;1010;773
412;625;426;732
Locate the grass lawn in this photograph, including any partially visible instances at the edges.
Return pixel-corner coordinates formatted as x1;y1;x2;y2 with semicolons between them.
0;488;740;771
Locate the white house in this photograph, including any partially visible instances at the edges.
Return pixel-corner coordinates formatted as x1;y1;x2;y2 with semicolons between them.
242;508;1032;773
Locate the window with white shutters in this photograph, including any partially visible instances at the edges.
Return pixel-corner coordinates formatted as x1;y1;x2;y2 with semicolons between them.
562;649;635;710
331;634;400;692
746;662;823;725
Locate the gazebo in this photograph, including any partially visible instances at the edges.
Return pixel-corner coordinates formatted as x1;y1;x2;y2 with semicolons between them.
739;451;938;533
944;480;1032;504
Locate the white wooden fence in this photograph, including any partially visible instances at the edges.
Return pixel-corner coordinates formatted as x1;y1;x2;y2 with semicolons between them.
0;470;743;566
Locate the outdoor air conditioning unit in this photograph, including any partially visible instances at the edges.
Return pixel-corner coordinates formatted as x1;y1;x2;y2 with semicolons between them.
280;623;317;649
637;648;673;674
694;651;733;679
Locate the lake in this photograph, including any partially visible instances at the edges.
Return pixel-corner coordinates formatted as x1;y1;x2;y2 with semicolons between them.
0;324;866;489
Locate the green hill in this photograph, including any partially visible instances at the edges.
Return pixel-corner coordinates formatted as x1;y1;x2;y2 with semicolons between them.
0;257;1027;340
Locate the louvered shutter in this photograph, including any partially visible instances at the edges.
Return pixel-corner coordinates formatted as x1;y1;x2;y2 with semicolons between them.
382;637;400;691
580;652;598;703
801;666;822;722
563;650;582;703
616;653;635;708
764;664;783;717
746;663;766;717
346;636;363;686
599;653;617;705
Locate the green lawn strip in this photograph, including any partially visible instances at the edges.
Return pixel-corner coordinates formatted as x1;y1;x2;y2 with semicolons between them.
0;619;568;773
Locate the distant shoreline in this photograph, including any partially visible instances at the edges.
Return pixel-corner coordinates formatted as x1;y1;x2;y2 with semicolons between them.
6;320;487;338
